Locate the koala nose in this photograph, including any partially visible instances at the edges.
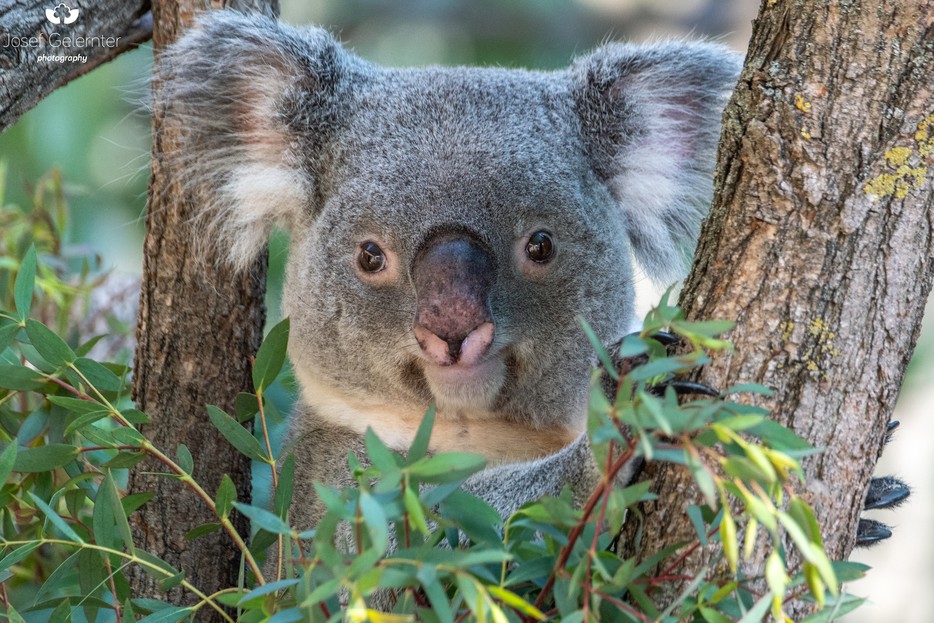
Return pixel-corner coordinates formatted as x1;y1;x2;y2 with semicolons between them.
412;235;495;366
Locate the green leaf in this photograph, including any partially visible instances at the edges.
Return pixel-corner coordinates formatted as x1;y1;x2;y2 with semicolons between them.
95;471;134;554
102;452;146;469
829;561;870;582
0;542;41;572
579;317;619;381
408;405;436;462
274;454;295;519
737;592;773;623
365;427;400;472
185;523;222;541
237;578;299;605
176;444;193;474
407;452;486;483
4;602;26;623
72;357;124;392
13;443;79;472
24;319;75;367
252;318;290;391
216;475;237;519
234;502;292;535
93;474;116;550
136;606;193;623
358;491;389;553
0;321;19;351
28;492;84;543
0;443;17;485
14;245;37;321
206;405;265;461
404;485;430;536
64;410;112;437
0;365;45;390
122;492;155;515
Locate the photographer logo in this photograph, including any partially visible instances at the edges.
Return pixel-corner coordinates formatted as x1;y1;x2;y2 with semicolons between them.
45;3;80;25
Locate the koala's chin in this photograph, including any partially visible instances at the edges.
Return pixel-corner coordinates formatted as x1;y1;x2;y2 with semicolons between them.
420;355;507;413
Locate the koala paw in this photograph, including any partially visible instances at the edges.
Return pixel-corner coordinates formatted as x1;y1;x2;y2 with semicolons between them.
855;421;910;546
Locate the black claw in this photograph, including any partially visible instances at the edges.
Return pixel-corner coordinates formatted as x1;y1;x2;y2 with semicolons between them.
649;380;721;398
856;518;892;546
649;331;679;347
885;420;900;444
864;476;911;510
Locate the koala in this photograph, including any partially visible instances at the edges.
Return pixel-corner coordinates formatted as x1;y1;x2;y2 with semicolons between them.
157;11;906;553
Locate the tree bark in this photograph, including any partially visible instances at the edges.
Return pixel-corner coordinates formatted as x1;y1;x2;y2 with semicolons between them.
127;0;277;617
621;0;934;617
0;0;152;132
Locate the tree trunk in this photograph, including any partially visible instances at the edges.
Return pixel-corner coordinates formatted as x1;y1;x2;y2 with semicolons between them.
621;0;934;617
127;0;277;617
0;0;152;132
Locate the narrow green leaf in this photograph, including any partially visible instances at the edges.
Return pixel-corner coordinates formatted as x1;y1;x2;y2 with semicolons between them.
365;427;400;471
404;485;430;536
206;405;265;461
14;245;37;321
234;502;292;535
237;578;299;605
0;365;45;391
102;452;146;469
0;443;17;485
102;471;134;554
737;592;774;623
216;475;237;519
407;453;486;483
0;321;19;351
252;318;290;391
0;542;41;572
176;444;193;474
13;443;79;472
184;523;221;541
28;492;84;543
93;474;117;550
121;492;155;515
274;454;295;519
136;606;193;623
408;405;436;462
72;357;124;392
24;319;75;367
4;602;26;623
579;317;619;381
64;410;111;437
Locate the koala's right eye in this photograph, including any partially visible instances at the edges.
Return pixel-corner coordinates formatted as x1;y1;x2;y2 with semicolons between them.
358;241;386;273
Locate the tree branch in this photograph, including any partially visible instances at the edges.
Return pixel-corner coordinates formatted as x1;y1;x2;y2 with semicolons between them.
0;0;153;132
621;1;934;617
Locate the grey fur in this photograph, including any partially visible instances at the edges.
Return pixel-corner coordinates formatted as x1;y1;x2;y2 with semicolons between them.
158;11;740;544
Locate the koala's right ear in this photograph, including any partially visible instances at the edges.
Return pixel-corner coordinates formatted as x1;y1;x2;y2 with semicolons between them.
157;11;357;270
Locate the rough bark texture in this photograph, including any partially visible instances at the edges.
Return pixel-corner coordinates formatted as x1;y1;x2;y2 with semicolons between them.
621;0;934;617
0;0;152;132
127;0;277;616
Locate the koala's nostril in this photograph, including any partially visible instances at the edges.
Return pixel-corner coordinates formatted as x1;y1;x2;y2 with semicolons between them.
445;337;464;359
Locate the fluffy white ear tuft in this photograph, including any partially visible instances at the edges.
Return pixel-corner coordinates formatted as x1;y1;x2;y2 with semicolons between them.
157;10;355;271
573;40;742;284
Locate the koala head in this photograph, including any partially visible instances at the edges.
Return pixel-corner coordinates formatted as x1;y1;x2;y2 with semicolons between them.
158;12;740;448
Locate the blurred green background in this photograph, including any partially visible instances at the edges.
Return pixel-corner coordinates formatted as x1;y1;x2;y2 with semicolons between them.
0;1;929;621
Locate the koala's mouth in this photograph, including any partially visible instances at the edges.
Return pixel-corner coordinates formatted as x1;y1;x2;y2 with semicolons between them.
419;355;507;411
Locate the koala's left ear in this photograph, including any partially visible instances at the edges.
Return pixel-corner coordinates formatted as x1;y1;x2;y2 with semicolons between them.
572;41;741;284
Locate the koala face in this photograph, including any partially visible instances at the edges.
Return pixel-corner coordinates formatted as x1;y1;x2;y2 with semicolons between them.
284;69;633;433
159;12;740;459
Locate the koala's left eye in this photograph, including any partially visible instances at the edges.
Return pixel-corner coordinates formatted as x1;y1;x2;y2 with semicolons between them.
525;231;555;263
358;241;387;273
